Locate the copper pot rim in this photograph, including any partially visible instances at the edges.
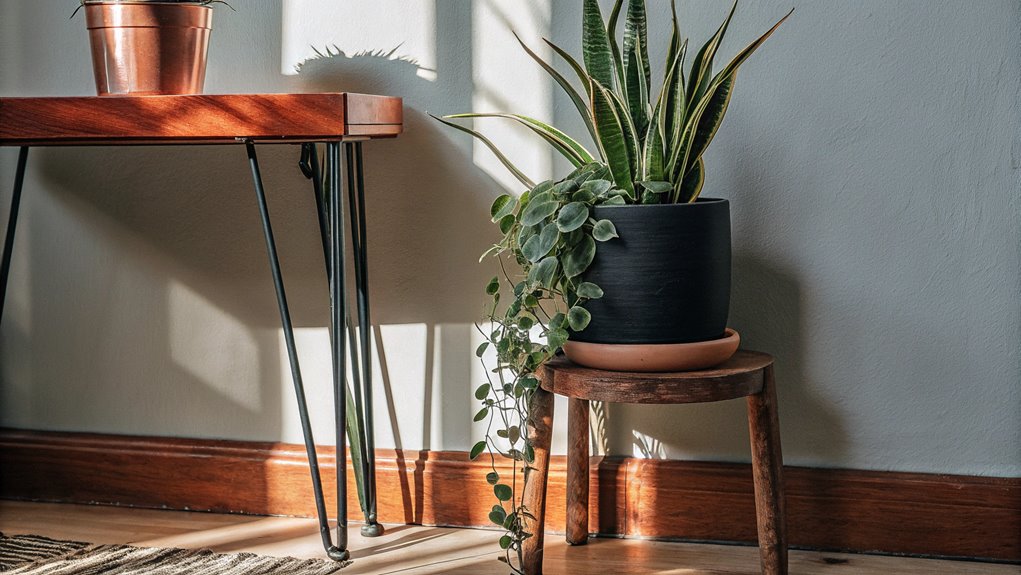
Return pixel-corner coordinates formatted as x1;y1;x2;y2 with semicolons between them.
84;2;213;29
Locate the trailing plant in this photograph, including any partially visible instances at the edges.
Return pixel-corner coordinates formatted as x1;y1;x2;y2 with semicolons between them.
439;0;791;205
434;1;790;572
469;162;623;573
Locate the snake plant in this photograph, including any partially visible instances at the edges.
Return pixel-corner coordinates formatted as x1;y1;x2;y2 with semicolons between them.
437;0;791;204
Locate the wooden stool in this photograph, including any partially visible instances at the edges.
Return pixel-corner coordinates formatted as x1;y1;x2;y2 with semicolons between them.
521;350;787;575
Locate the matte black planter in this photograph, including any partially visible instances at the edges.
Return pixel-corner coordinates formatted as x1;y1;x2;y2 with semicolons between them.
571;198;731;344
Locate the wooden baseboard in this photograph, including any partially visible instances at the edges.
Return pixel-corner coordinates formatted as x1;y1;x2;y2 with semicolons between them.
0;429;1017;561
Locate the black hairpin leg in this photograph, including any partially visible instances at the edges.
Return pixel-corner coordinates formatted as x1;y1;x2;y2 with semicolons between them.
247;141;348;562
0;147;29;328
346;142;383;536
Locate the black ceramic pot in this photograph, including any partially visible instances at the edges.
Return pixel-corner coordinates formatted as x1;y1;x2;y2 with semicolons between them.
571;198;731;344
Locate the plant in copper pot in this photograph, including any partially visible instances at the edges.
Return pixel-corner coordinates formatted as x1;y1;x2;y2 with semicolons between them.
435;0;790;571
72;0;233;96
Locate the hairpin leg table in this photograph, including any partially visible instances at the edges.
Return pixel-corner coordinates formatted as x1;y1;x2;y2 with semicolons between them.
0;93;402;561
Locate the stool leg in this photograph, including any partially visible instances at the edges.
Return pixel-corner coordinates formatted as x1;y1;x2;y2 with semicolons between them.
746;364;788;575
566;397;590;545
521;386;554;575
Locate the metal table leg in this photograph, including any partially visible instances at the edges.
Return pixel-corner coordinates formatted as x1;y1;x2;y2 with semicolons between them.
346;142;383;536
0;147;29;328
247;141;349;562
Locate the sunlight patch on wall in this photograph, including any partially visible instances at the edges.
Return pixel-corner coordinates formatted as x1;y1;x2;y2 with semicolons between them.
168;280;260;412
471;0;553;193
280;0;436;79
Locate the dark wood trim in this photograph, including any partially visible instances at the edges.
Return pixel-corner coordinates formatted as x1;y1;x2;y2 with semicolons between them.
0;429;1017;561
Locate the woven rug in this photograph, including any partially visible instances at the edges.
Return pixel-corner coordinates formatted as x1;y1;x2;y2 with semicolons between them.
0;533;349;574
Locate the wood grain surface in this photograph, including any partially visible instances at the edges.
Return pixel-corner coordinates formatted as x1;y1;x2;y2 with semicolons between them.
539;350;771;403
0;429;1017;561
0;93;402;145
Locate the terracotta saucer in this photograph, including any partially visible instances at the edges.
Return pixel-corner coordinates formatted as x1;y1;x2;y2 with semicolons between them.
562;328;740;373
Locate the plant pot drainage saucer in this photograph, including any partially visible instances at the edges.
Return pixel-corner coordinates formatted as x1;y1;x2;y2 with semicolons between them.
562;328;740;372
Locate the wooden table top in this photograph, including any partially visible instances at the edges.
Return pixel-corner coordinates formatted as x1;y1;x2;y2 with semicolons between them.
0;93;402;146
539;350;773;404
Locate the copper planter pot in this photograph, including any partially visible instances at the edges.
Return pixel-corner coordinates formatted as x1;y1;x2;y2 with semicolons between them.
85;2;212;96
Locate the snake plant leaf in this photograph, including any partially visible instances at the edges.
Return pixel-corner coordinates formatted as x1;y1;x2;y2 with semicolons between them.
592;219;619;241
563;235;596;277
625;29;650;140
430;114;535;189
677;75;733;191
557;202;590;232
582;0;615;90
623;0;651;101
590;79;635;198
606;87;641;184
606;0;626;97
665;39;689;173
711;8;795;88
685;0;738;123
447;112;595;167
665;0;682;76
568;306;592;331
516;33;599;146
675;156;705;203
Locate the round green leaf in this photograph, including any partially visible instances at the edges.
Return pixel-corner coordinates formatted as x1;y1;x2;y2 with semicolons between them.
518;316;534;330
537;223;560;258
498;213;516;234
593;219;619;241
563;236;596;277
527;256;558;289
473;407;489;422
568;306;592;331
521;234;544;262
486;471;500;485
490;194;514;221
549;312;567;330
474;383;491;400
485;276;500;295
470;440;487;460
521;193;558;226
556;202;589;232
494;484;513;501
576;282;604;299
581;179;612;197
489;507;506;526
475;342;489;358
499;535;512;549
553;179;580;197
547;327;569;349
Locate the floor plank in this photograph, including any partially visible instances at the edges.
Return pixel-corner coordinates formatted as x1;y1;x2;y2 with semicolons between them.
0;501;1017;574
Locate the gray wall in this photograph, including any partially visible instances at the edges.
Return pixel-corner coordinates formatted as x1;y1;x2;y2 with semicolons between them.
1;0;1018;477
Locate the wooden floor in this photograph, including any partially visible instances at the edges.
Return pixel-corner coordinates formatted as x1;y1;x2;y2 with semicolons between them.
1;501;1017;575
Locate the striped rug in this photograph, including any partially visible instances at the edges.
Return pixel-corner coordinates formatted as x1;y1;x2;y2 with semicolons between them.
0;533;349;574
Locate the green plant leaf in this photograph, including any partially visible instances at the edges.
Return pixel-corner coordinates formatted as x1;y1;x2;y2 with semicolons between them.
563;236;596;277
623;0;651;101
498;214;516;234
557;202;589;232
489;506;507;526
528;256;558;289
590;80;635;198
536;223;560;258
473;407;489;422
684;0;738;123
547;327;569;349
486;471;500;485
520;193;558;226
592;219;619;241
676;156;705;203
577;282;604;299
447;112;595;167
431;114;535;189
624;30;650;143
677;75;732;193
499;535;512;549
475;342;489;358
470;440;487;460
606;0;626;94
582;0;615;90
516;34;599;146
490;194;515;221
475;383;491;400
568;306;592;331
486;276;500;295
494;484;513;501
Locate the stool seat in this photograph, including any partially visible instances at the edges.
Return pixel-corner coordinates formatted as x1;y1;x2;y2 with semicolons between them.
540;350;773;404
521;349;787;575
